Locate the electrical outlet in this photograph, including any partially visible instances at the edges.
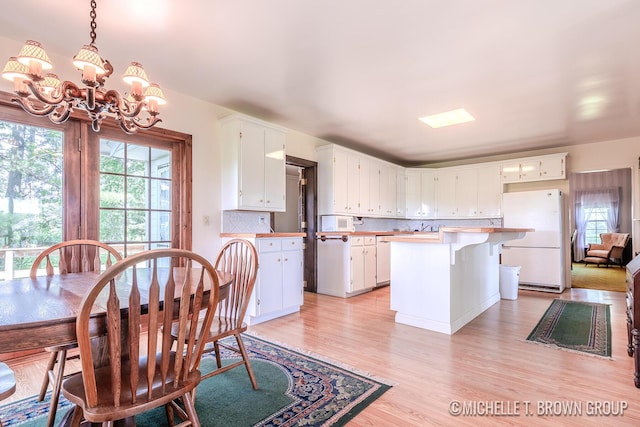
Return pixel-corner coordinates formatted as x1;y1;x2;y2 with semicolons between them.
203;215;210;226
258;215;266;225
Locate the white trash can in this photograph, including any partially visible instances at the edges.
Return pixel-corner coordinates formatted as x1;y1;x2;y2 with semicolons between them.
499;265;521;300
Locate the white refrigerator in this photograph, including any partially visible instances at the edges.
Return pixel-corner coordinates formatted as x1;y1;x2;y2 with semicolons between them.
501;189;570;293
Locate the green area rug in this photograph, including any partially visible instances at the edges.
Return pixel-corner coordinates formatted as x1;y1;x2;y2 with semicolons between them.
526;299;611;358
0;334;390;426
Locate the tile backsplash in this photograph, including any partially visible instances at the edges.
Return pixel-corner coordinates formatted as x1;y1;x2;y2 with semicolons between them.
222;211;272;233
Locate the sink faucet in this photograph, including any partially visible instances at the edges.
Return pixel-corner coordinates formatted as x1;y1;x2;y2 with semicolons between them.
420;223;432;232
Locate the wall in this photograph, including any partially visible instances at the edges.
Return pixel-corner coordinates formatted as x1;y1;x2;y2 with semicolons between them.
3;33;640;256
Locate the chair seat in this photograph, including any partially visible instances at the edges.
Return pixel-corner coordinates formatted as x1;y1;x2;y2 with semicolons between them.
586;249;610;258
0;363;16;401
62;352;200;422
584;256;609;265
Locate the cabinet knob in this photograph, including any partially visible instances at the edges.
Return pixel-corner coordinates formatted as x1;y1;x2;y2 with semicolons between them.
284;258;288;262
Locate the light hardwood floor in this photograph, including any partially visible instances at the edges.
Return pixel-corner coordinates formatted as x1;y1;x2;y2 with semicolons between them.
3;286;639;426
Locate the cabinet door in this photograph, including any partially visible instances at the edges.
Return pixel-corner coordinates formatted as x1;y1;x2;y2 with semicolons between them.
368;160;380;216
347;154;360;214
420;170;436;218
256;251;283;315
477;165;502;217
436;170;458;218
405;169;421;218
282;247;303;308
264;129;286;211
239;121;266;209
540;156;565;180
376;237;390;284
396;167;405;217
455;168;478;217
519;159;541;180
358;157;371;215
363;242;377;288
349;244;365;292
501;162;521;182
332;149;349;214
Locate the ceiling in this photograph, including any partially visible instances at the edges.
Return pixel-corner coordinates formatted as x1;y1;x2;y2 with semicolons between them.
1;0;640;166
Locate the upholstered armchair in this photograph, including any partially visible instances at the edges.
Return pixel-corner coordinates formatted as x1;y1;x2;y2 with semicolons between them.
584;232;630;267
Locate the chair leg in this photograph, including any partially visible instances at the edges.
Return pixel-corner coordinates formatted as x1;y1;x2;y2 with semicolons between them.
181;391;201;427
38;350;59;401
213;341;222;369
45;349;67;427
235;334;258;390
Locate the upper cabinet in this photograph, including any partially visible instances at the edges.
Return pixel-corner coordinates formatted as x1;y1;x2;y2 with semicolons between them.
405;169;436;219
318;145;401;218
501;153;567;183
221;115;287;212
432;165;501;219
317;143;566;220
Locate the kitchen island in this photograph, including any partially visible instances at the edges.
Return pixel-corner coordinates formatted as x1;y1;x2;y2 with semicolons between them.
383;227;532;335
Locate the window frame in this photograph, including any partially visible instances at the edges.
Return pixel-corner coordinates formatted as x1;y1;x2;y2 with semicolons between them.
0;91;192;250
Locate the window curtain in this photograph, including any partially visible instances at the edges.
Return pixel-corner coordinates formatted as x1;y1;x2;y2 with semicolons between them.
573;188;619;261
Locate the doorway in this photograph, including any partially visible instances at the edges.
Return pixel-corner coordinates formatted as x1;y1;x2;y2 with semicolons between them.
569;168;632;291
272;156;318;293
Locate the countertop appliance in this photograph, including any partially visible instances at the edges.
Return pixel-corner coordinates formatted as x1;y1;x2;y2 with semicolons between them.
320;215;355;232
501;189;570;293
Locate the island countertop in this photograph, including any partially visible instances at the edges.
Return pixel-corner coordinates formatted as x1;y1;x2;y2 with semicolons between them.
382;227;534;243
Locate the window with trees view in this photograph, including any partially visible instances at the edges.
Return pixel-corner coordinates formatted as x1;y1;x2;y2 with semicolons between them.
584;207;610;245
0;96;192;279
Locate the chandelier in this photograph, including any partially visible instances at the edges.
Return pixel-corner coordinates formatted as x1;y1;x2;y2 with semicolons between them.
1;0;166;134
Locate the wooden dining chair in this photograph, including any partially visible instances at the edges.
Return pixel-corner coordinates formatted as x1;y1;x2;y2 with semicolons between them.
31;240;122;427
60;248;220;427
172;239;259;390
0;362;16;427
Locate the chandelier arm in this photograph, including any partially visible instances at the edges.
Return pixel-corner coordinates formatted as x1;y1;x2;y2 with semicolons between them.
130;116;162;130
11;96;58;117
102;89;145;118
22;80;82;106
48;104;74;124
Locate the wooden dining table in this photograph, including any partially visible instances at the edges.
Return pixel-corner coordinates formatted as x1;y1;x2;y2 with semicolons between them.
0;268;232;355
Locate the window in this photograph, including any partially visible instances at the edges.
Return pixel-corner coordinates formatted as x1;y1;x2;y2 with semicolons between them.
583;206;610;245
0;93;192;278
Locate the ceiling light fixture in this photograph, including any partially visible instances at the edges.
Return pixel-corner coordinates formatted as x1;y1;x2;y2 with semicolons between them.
1;0;166;134
419;108;475;128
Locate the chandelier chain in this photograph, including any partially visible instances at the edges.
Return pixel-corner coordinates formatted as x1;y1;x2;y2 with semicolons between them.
89;0;98;46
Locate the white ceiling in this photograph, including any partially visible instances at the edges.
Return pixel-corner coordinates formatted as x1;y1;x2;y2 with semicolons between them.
1;0;640;165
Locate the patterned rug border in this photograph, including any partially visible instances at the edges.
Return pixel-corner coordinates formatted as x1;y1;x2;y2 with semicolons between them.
0;333;392;427
525;299;613;360
246;331;396;387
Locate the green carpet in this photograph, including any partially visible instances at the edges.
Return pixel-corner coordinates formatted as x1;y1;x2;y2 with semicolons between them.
526;299;611;358
0;334;391;426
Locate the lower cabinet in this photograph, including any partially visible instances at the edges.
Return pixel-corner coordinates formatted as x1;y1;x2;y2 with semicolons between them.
376;235;391;285
317;234;377;297
240;237;304;325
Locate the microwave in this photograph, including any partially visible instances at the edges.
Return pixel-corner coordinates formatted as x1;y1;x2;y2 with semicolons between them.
321;215;355;232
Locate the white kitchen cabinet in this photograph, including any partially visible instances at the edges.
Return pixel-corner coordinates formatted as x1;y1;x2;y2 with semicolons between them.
317;145;361;215
379;163;398;217
350;235;376;292
247;237;304;325
376;235;391;285
221;115;287;211
396;167;406;217
501;153;567;183
434;166;500;219
317;234;376;297
405;169;436;218
435;169;459;218
476;165;502;217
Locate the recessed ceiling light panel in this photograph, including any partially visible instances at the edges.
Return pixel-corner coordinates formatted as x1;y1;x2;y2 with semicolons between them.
419;108;475;128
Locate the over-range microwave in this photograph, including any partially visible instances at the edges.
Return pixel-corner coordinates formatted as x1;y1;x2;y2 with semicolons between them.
321;215;355;232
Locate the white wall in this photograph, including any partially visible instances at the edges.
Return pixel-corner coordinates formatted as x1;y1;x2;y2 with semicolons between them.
3;33;640;258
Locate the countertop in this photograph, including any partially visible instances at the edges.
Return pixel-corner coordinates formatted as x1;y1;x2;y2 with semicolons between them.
221;232;306;238
383;227;534;243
